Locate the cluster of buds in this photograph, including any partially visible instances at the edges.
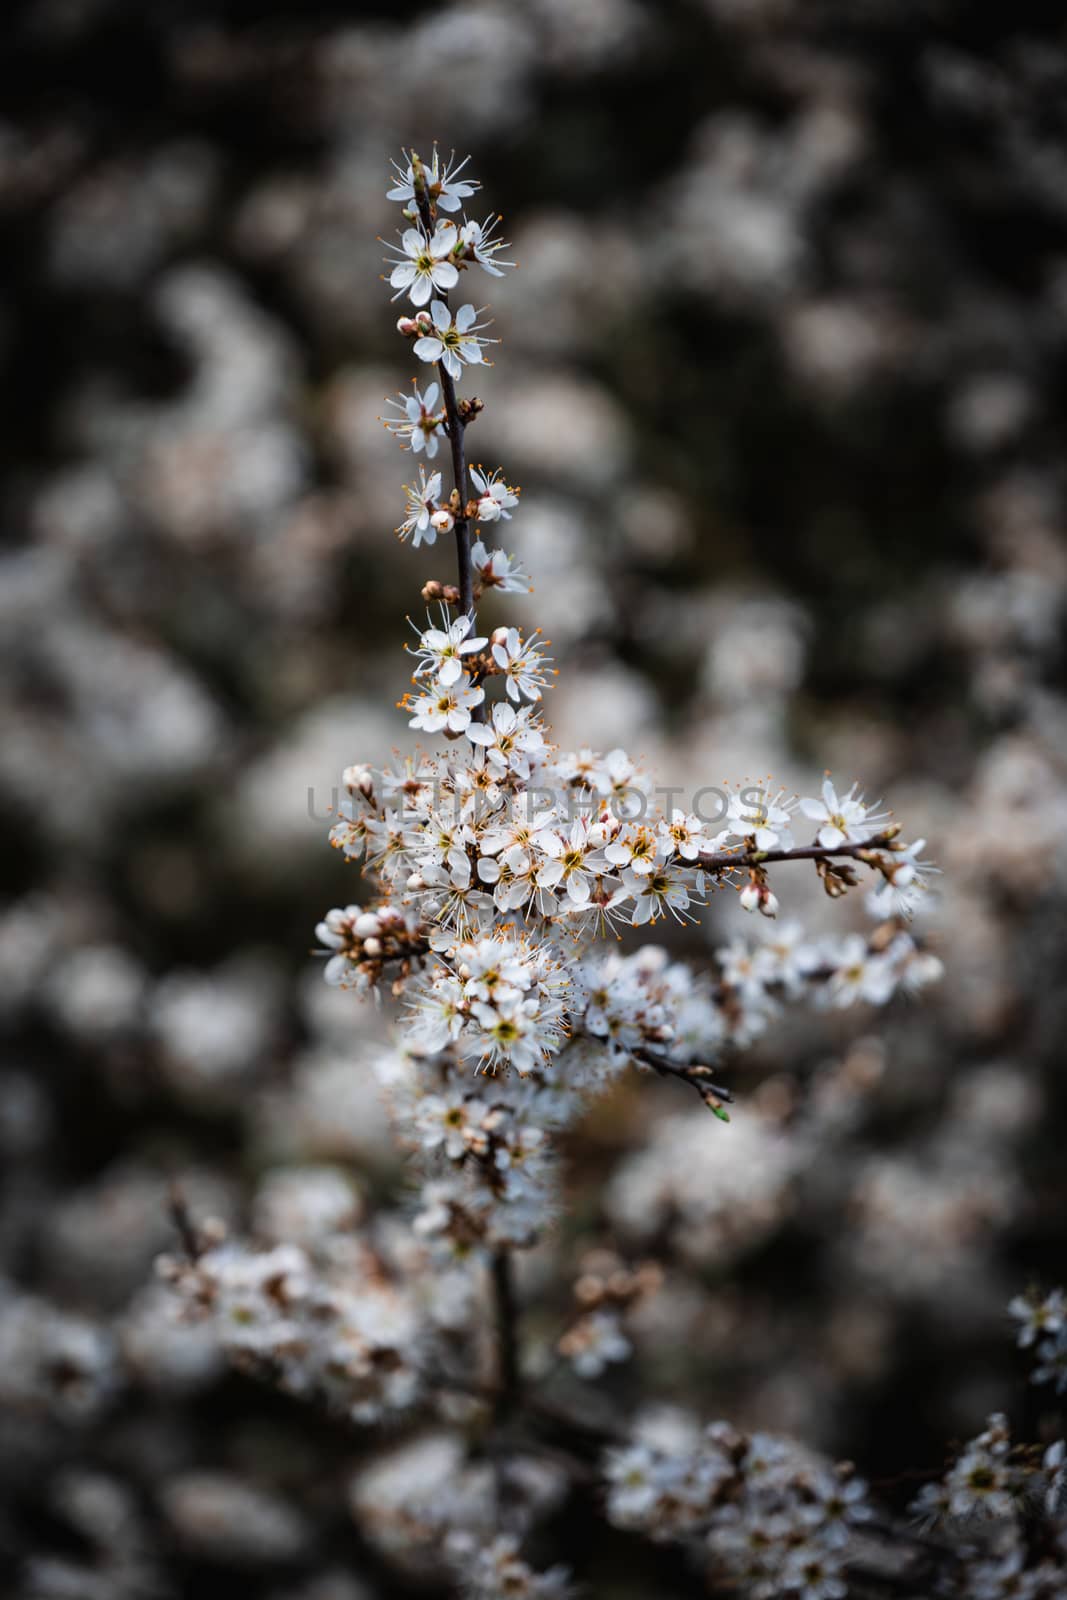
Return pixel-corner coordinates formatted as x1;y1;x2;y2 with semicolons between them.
738;867;780;918
315;902;429;995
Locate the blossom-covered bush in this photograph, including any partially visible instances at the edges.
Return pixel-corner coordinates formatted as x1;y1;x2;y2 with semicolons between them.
4;8;1067;1597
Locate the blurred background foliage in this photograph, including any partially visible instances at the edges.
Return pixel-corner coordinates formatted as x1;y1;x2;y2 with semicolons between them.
2;1;1067;1596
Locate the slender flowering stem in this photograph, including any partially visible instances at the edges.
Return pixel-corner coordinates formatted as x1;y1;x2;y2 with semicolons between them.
698;828;900;873
410;152;480;707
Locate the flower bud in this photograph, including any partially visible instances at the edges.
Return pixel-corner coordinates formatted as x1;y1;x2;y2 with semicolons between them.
490;625;510;646
406;873;425;891
431;508;455;533
343;763;375;798
758;890;779;919
354;912;381;939
738;883;760;912
362;937;382;958
414;309;433;332
396;316;418;337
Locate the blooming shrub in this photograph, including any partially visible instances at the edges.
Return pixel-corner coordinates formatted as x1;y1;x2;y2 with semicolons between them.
153;149;1067;1597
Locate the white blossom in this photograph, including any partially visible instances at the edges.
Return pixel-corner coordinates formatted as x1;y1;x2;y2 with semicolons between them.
470;465;520;522
414;301;495;381
398;466;443;546
387;150;480;213
383;381;444;457
385;223;460;306
409;611;488;688
799;777;887;849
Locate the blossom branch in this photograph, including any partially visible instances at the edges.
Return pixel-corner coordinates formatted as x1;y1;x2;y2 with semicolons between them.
698;827;900;874
633;1047;734;1121
410;153;478;638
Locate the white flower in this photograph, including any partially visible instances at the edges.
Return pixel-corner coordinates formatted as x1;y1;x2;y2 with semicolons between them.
825;934;897;1007
413;301;495;381
406;675;485;734
625;861;694;926
657;809;707;861
799;777;886;849
469;464;520;523
470;997;553;1074
466;700;545;776
398;467;442;547
1033;1329;1067;1392
562;1310;632;1378
383;382;444;457
491;627;555;702
866;838;937;919
459;214;514;276
603;1444;660;1525
385;222;459;306
409;611;488;687
590;748;652;820
406;976;467;1052
727;787;796;851
472;540;530;593
1009;1289;1066;1349
539;819;607;905
604;825;659;877
415;1094;488;1160
387;150;479;213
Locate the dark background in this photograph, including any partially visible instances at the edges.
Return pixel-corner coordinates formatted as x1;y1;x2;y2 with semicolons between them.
2;2;1067;1595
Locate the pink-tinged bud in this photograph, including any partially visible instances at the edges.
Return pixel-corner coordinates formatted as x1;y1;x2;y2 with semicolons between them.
758;890;779;919
354;912;381;939
738;883;760;913
490;625;510;646
396;316;419;337
414;309;433;331
430;509;455;533
406;873;425;892
362;937;382;958
343;764;375;797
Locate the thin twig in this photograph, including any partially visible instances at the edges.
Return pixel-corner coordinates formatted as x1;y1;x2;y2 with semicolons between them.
697;830;898;874
410;152;482;721
633;1047;734;1120
167;1182;202;1261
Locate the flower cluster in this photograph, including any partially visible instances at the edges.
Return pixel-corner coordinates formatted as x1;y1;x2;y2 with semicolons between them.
160;1233;424;1424
305;148;944;1268
1012;1287;1067;1393
156;144;951;1592
604;1420;872;1599
908;1412;1067;1598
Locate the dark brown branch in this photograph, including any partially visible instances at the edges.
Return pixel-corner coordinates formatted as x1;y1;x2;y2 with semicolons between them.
410;152;482;721
697;829;898;874
490;1247;521;1420
633;1047;733;1121
167;1182;202;1261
